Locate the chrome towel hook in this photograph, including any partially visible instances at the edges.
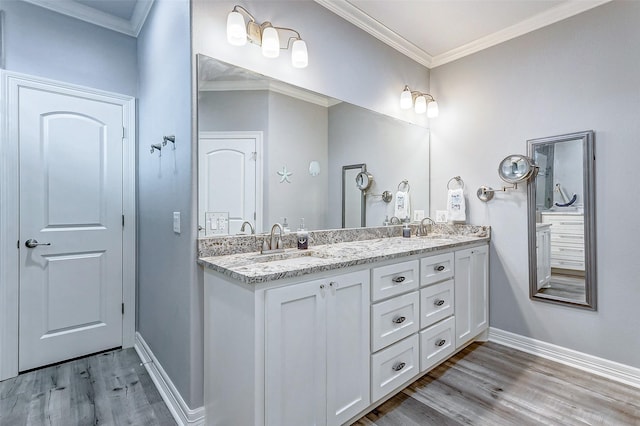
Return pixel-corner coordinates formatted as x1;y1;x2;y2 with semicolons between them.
162;135;176;147
150;143;162;154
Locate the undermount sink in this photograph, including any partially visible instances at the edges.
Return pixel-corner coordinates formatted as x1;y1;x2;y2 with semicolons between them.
249;250;330;265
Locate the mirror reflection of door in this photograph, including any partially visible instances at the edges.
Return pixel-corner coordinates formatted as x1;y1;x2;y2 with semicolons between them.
530;136;590;306
342;164;366;228
198;131;263;236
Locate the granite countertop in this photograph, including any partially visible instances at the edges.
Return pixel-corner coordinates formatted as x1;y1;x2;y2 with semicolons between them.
198;233;489;284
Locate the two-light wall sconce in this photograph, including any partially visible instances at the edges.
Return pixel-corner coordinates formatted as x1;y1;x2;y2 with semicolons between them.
226;5;308;68
400;86;439;117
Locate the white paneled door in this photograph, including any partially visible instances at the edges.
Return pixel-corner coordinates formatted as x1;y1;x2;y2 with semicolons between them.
198;132;262;236
18;83;124;371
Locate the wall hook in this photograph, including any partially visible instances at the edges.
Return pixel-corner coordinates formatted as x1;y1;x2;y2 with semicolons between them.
162;135;176;147
150;144;162;154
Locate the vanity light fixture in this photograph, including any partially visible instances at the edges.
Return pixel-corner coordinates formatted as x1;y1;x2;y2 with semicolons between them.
226;5;308;68
400;85;439;118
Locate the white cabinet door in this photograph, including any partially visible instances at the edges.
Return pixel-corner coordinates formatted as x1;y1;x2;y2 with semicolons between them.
454;245;489;348
326;270;370;426
265;279;327;426
265;270;370;426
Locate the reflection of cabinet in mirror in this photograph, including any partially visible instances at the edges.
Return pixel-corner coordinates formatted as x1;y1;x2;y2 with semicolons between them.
536;223;551;290
540;212;585;273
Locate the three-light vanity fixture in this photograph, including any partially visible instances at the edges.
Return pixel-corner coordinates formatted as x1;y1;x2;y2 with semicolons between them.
226;5;308;68
400;86;439;117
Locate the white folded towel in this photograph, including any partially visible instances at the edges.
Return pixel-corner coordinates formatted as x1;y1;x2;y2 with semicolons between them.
447;188;466;222
394;191;411;221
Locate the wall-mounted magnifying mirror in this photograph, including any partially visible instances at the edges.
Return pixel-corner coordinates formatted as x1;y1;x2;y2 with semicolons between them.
355;170;374;191
498;154;537;184
527;130;596;310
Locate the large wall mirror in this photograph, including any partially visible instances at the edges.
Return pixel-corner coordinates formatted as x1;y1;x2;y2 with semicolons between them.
527;130;596;309
196;54;430;236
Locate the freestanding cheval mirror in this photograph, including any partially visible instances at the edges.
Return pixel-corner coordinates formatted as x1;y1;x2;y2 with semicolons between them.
527;130;596;310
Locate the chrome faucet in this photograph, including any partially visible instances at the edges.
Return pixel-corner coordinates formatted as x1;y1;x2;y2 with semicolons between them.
240;221;255;235
418;217;436;236
261;223;285;254
389;216;401;225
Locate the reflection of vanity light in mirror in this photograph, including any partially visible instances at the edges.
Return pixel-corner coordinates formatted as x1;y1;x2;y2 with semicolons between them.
400;85;439;117
226;5;308;68
477;154;537;202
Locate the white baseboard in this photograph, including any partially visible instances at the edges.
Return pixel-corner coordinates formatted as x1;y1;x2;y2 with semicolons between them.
489;327;640;389
134;332;205;425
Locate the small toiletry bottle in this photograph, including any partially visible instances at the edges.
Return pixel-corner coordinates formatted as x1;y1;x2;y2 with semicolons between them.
282;217;290;234
402;223;411;238
383;215;390;226
297;218;308;250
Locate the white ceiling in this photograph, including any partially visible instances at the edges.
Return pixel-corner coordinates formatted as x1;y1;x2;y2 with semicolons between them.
23;0;610;67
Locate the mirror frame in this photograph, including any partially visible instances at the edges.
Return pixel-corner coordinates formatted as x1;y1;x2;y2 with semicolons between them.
527;130;596;310
342;164;366;228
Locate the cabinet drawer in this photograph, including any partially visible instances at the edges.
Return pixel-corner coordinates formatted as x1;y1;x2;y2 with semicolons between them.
371;334;419;403
420;279;454;329
371;291;419;352
551;258;585;271
420;252;454;286
371;260;419;302
420;317;455;373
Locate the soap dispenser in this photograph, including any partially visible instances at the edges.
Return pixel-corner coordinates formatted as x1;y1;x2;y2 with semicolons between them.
282;217;290;234
297;218;308;250
402;222;411;238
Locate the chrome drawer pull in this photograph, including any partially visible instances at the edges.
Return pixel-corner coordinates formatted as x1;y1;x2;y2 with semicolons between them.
434;299;445;307
434;265;445;272
392;362;406;372
392;316;406;324
392;276;406;283
435;339;446;347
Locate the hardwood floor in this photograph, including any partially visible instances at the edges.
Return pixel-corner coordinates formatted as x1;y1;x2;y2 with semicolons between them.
354;341;640;426
2;342;638;425
0;348;176;426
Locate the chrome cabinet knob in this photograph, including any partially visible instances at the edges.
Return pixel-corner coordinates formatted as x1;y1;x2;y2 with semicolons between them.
434;265;445;272
392;362;406;372
392;276;406;283
434;299;445;307
435;339;446;347
392;316;406;324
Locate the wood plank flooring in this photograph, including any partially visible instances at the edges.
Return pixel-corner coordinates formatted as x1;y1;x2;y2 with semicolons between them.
354;341;640;426
0;348;176;426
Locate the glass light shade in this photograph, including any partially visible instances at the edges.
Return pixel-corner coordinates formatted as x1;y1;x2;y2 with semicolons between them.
427;100;439;118
291;39;308;68
261;27;280;58
226;11;247;46
400;88;413;110
414;95;427;114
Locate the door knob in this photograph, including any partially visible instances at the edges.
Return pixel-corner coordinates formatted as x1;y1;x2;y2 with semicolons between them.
25;239;51;248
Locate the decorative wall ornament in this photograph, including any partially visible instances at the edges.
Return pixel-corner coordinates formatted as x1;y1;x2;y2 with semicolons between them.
277;165;293;183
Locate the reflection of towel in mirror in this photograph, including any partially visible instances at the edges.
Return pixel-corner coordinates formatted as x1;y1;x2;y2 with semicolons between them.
394;191;411;221
447;188;466;222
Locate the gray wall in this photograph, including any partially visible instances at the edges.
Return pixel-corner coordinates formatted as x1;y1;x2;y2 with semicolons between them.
137;0;201;408
267;92;329;231
0;0;137;96
429;1;640;368
328;102;430;228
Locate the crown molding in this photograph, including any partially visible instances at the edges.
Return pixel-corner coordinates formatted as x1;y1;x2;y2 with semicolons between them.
315;0;611;70
430;0;611;68
313;0;433;68
199;80;336;108
21;0;154;37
